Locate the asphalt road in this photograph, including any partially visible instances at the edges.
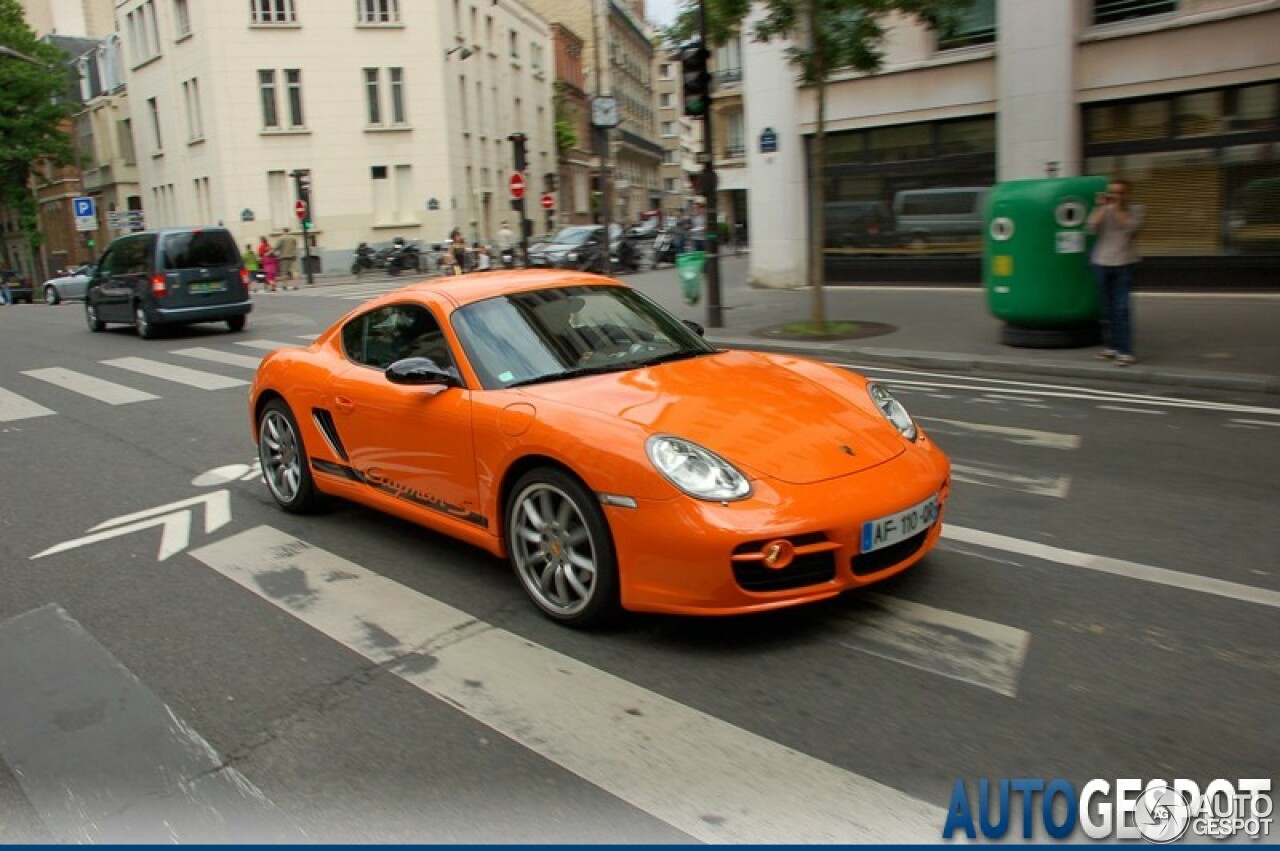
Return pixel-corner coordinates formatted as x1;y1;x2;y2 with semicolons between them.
1;283;1277;843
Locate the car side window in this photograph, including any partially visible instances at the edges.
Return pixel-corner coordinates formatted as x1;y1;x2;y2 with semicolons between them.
341;304;455;373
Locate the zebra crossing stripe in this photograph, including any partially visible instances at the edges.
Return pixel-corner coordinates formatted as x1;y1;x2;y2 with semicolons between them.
191;525;945;843
0;386;56;422
917;416;1081;450
234;339;297;351
101;357;247;390
23;367;159;405
172;347;264;369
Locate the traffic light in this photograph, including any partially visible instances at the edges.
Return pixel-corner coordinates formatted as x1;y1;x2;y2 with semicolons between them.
544;171;557;192
679;42;711;117
508;132;528;173
291;169;312;230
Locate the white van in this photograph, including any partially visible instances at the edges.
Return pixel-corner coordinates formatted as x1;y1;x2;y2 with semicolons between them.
893;187;990;247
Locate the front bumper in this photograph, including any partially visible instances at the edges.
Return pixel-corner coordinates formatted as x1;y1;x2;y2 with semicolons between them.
604;441;951;615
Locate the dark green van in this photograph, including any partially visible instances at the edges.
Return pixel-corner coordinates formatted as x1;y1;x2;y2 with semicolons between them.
85;227;252;338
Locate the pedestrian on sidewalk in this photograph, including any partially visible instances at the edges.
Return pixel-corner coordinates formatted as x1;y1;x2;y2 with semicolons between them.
257;236;279;291
274;228;299;289
242;243;262;292
1088;178;1144;366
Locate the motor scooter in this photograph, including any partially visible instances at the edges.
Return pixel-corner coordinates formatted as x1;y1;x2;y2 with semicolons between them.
651;229;680;268
350;242;377;276
499;247;518;269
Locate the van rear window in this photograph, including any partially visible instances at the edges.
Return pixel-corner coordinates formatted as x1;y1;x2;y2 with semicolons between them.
161;231;239;269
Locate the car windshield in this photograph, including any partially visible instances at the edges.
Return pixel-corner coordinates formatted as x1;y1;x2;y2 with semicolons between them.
452;285;717;390
548;227;597;246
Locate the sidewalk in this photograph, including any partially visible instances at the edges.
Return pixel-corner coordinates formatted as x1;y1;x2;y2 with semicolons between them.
299;256;1280;394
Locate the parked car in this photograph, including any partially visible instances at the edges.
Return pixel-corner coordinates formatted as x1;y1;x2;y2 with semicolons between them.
2;270;34;304
250;269;950;627
893;186;991;249
42;264;96;304
824;201;897;250
85;226;252;338
527;225;622;273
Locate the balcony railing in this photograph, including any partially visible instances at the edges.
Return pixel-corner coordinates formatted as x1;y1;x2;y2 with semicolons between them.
713;67;743;85
722;143;745;160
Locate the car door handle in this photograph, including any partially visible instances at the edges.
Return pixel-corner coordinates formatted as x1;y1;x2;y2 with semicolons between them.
334;396;355;415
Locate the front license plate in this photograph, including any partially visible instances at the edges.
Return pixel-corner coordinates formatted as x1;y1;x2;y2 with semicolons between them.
860;494;940;554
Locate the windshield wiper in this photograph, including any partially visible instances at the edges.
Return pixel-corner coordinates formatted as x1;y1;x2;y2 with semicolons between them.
506;362;637;388
636;349;713;368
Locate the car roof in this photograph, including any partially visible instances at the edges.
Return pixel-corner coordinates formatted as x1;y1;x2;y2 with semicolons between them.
370;268;628;312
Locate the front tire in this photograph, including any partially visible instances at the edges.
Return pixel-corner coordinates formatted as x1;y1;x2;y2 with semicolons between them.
506;467;619;627
45;286;61;305
257;399;326;514
85;302;105;332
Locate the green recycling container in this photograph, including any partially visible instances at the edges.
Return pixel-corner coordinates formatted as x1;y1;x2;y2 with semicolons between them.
675;251;705;305
984;176;1108;347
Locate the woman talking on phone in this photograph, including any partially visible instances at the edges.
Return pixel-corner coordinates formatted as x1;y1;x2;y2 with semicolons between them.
1087;179;1144;366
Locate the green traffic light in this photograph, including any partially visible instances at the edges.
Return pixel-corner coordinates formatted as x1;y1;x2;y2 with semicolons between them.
87;239;95;247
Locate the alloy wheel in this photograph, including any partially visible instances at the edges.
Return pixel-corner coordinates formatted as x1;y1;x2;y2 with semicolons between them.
259;408;302;505
510;482;599;618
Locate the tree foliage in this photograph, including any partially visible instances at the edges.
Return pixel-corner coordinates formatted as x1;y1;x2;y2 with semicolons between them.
664;0;970;330
0;0;78;249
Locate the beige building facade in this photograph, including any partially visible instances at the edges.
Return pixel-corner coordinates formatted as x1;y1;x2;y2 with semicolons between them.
113;0;554;270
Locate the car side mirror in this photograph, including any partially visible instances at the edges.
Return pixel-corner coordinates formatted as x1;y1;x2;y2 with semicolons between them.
385;357;456;387
682;319;705;337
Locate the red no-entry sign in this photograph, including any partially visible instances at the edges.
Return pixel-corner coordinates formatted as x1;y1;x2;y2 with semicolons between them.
509;173;526;200
294;199;308;219
541;193;555;210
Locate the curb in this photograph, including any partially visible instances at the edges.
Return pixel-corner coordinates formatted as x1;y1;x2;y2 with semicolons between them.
706;335;1280;396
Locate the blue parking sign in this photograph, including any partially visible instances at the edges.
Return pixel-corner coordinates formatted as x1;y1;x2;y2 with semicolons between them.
73;197;96;218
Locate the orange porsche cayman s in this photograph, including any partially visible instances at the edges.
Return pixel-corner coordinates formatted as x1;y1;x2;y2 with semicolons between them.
250;271;950;626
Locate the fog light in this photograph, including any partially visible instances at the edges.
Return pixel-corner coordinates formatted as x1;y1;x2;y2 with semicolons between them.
762;539;795;570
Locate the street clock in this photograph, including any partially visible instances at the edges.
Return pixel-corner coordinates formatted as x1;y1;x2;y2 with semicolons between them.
590;96;621;128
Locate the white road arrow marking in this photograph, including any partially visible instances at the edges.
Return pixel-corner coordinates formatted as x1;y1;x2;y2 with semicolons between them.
32;490;231;561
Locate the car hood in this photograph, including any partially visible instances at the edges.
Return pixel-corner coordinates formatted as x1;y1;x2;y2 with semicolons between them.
513;350;907;485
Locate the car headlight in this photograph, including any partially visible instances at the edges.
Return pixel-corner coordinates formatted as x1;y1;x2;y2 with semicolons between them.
566;251;578;262
646;435;751;501
867;382;917;441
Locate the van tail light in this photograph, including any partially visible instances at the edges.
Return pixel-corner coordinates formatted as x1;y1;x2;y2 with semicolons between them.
150;275;167;296
240;268;249;288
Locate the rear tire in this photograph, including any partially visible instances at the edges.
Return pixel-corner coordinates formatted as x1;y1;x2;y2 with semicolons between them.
85;302;104;332
257;399;327;514
226;315;246;332
134;303;157;339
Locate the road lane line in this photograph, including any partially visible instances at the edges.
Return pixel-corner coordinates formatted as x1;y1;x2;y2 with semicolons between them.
836;593;1029;698
943;525;1280;610
234;339;297;351
1231;418;1280;427
0;605;302;843
918;416;1081;450
23;367;159;405
101;357;247;390
950;462;1071;498
172;347;264;369
191;526;945;844
1096;405;1166;415
0;386;56;422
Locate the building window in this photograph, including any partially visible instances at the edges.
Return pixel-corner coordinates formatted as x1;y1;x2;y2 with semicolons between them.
723;108;745;158
251;0;296;24
713;38;743;84
182;77;203;141
660;92;674;109
1092;0;1176;26
509;29;519;59
259;69;279;128
661;120;677;137
357;0;399;24
174;0;191;36
285;69;305;127
390;67;406;123
663;149;678;165
935;0;995;50
1083;83;1280;259
659;62;672;80
119;118;136;164
364;68;381;125
664;177;680;192
127;2;162;65
147;97;163;152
